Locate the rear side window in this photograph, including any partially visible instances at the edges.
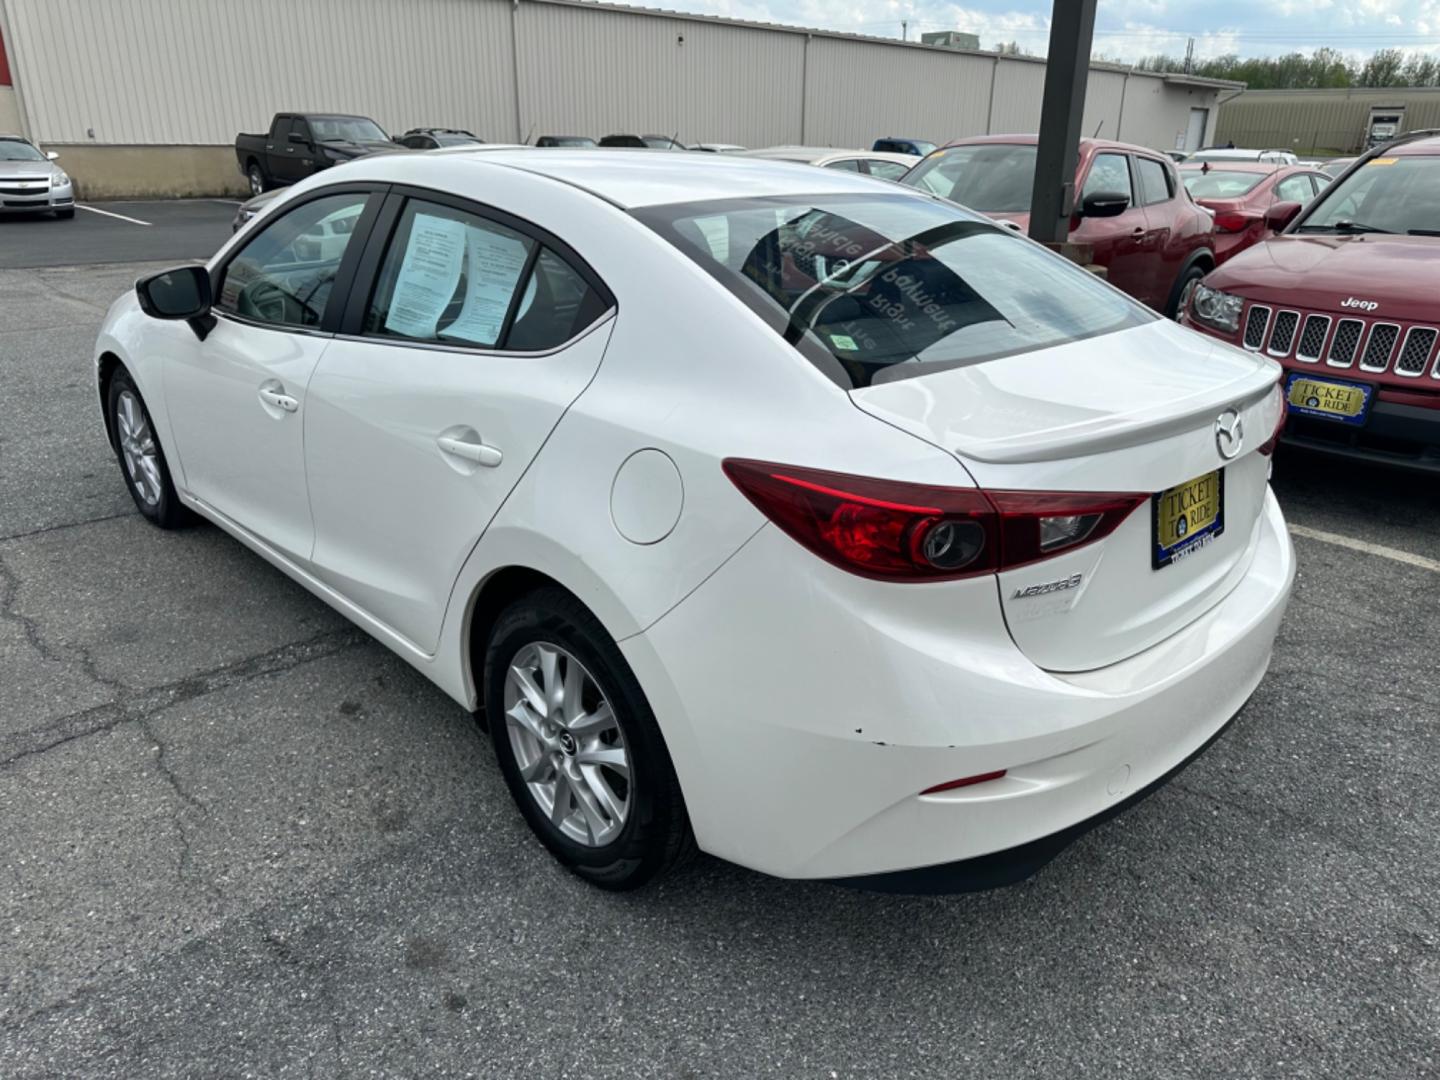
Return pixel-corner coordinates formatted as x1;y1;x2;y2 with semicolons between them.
1135;157;1172;205
867;160;909;181
1276;174;1317;204
636;192;1152;390
825;159;863;172
363;198;607;351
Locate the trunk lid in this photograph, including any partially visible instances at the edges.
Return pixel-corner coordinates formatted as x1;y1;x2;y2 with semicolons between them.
851;319;1284;671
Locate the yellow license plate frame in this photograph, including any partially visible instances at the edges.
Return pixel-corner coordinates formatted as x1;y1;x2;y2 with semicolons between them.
1285;374;1373;427
1152;469;1225;569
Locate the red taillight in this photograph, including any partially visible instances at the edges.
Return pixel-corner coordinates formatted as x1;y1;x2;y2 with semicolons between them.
722;459;1147;582
1258;388;1289;456
1213;210;1259;234
921;770;1007;795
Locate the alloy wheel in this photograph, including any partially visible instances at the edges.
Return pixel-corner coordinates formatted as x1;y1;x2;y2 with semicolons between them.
115;389;162;506
248;168;263;196
504;642;631;846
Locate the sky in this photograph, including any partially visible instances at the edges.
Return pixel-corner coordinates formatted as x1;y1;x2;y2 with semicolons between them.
653;0;1440;62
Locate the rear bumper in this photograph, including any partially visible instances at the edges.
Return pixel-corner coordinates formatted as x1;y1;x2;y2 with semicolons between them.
624;490;1295;885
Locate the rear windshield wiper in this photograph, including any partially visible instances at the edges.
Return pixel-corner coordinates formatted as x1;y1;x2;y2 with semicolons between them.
1407;228;1440;236
1296;220;1392;234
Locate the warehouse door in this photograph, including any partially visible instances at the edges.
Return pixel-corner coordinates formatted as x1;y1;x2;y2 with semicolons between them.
1186;108;1208;151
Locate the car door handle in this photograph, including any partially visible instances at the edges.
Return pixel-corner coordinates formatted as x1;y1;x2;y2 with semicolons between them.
258;387;298;413
437;435;502;467
1131;226;1145;237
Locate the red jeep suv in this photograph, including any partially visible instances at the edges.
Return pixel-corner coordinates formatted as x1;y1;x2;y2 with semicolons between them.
1183;132;1440;471
902;135;1217;316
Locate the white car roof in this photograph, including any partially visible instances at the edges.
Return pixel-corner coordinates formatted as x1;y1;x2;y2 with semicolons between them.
347;147;899;208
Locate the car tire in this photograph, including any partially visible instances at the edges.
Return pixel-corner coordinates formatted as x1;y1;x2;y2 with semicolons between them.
1166;262;1208;320
106;368;194;529
55;207;75;220
246;162;268;196
484;587;694;890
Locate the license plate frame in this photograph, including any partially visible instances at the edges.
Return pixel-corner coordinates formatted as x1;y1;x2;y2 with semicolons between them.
1285;373;1374;427
1152;469;1225;570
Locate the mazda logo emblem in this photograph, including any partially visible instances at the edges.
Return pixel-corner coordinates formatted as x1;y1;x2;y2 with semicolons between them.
1215;409;1244;460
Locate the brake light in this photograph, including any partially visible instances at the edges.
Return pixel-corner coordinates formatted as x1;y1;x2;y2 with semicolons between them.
921;770;1007;795
722;459;1147;581
1258;388;1289;456
1213;210;1259;233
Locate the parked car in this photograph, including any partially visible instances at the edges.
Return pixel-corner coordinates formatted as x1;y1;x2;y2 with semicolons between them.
1322;157;1356;178
1165;150;1190;163
1188;147;1298;165
598;134;649;148
691;143;746;153
96;148;1293;892
536;135;597;148
872;137;936;156
397;127;483;149
0;134;74;218
903;135;1217;316
1183;131;1440;471
1179;162;1331;264
235;113;402;195
641;135;687;150
743;146;918;181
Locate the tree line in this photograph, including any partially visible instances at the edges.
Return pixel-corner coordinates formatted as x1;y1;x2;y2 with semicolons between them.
1119;48;1440;89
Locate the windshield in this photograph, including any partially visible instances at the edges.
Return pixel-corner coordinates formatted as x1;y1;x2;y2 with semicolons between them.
901;144;1037;213
0;139;46;162
1181;170;1267;198
1297;155;1440;235
635;193;1151;390
310;117;388;143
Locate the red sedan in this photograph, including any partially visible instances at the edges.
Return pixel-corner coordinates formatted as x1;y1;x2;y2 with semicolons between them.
1179;163;1331;264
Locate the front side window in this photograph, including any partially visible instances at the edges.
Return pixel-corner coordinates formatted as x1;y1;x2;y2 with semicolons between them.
217;192;371;328
636;193;1152;390
903;143;1037;213
364;199;608;351
825;158;863;172
1082;153;1133;203
1135;157;1172;205
1297;155;1440;235
1276;174;1318;204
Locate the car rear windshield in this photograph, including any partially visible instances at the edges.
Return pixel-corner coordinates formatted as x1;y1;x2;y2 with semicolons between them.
634;193;1152;390
901;144;1037;213
1182;170;1267;198
1297;155;1440;235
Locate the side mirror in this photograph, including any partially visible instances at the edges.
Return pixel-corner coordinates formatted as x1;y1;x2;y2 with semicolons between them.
1080;191;1130;218
287;131;309;146
1264;200;1303;232
46;150;59;161
136;265;215;339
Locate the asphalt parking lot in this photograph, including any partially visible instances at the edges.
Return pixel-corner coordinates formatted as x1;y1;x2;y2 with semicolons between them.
2;204;1439;1079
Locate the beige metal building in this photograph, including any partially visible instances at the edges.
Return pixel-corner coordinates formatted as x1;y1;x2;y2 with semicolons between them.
0;0;1240;198
1215;87;1440;156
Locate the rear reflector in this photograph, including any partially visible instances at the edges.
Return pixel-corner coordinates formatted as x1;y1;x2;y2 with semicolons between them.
921;770;1007;795
722;459;1147;582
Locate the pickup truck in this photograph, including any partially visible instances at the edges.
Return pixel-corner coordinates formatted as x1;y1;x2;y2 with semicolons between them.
235;113;401;196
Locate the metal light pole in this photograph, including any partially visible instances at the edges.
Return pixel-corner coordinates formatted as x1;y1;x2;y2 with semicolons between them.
1027;0;1099;247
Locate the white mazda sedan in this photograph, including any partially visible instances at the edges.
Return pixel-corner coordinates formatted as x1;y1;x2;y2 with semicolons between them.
95;149;1294;892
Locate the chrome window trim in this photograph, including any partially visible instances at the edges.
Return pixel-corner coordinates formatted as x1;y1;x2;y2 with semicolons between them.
211;309;334;339
331;307;616;360
1295;314;1331;363
1325;317;1365;368
1359;322;1401;373
1266;310;1301;358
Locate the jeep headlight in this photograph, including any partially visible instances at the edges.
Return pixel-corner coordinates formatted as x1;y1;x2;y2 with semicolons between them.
1190;283;1244;334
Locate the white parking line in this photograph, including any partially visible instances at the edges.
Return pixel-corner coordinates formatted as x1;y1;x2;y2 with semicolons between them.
1290;524;1440;573
77;204;151;226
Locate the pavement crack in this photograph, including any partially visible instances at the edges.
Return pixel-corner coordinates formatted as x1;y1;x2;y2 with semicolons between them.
0;511;135;544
